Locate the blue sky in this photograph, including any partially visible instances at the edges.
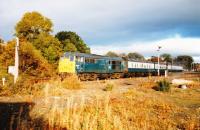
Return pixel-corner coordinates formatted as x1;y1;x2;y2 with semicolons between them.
0;0;200;61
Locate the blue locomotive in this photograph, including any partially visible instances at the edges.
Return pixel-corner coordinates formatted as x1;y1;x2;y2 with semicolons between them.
58;52;183;80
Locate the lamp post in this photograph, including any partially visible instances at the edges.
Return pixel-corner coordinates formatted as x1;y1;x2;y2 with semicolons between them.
157;46;162;76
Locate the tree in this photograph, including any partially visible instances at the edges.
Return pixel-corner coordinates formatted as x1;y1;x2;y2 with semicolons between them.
0;43;4;54
174;55;194;70
0;38;4;43
127;52;145;61
15;12;62;64
63;40;77;52
32;33;61;64
15;11;53;42
161;53;172;70
55;31;90;53
149;56;162;62
0;43;5;67
0;39;54;78
105;51;119;57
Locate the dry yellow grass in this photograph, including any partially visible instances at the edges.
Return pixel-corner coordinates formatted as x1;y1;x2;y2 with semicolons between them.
30;86;200;130
1;74;200;130
61;74;82;90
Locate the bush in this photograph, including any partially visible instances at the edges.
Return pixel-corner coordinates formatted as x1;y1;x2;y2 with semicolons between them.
103;83;114;91
61;75;82;89
156;79;171;92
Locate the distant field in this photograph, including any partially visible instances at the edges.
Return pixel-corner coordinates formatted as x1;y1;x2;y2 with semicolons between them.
0;73;200;129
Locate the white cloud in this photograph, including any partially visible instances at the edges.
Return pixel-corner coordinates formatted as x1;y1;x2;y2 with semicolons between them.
0;0;200;42
193;56;200;63
0;0;200;62
91;35;200;62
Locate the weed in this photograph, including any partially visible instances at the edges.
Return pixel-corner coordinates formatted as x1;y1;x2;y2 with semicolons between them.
156;79;171;92
103;83;114;91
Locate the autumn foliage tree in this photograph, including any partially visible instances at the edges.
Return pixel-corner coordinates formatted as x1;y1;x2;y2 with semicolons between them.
1;11;92;87
15;11;62;64
32;33;61;64
0;39;54;77
0;43;4;55
15;11;53;42
0;39;54;90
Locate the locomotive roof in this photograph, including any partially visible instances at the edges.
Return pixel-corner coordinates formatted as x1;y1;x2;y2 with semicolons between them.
63;52;123;61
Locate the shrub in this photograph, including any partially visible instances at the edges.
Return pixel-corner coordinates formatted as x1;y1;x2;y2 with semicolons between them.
61;75;82;89
103;83;114;91
156;79;171;92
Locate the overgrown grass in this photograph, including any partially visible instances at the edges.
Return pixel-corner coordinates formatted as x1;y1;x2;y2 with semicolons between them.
30;88;200;130
0;75;82;96
61;74;82;90
1;75;200;129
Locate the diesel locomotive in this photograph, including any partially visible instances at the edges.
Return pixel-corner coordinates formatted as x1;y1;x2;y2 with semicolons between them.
58;52;183;80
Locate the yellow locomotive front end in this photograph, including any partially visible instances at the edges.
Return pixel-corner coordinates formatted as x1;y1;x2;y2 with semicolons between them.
58;55;76;73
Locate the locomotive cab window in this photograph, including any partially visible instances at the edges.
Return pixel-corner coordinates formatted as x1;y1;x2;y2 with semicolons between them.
65;55;70;59
70;56;74;61
76;56;84;62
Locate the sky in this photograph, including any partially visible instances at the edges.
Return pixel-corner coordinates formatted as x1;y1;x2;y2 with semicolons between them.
0;0;200;62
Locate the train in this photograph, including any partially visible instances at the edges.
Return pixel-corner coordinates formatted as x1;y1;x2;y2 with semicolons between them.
58;52;183;81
